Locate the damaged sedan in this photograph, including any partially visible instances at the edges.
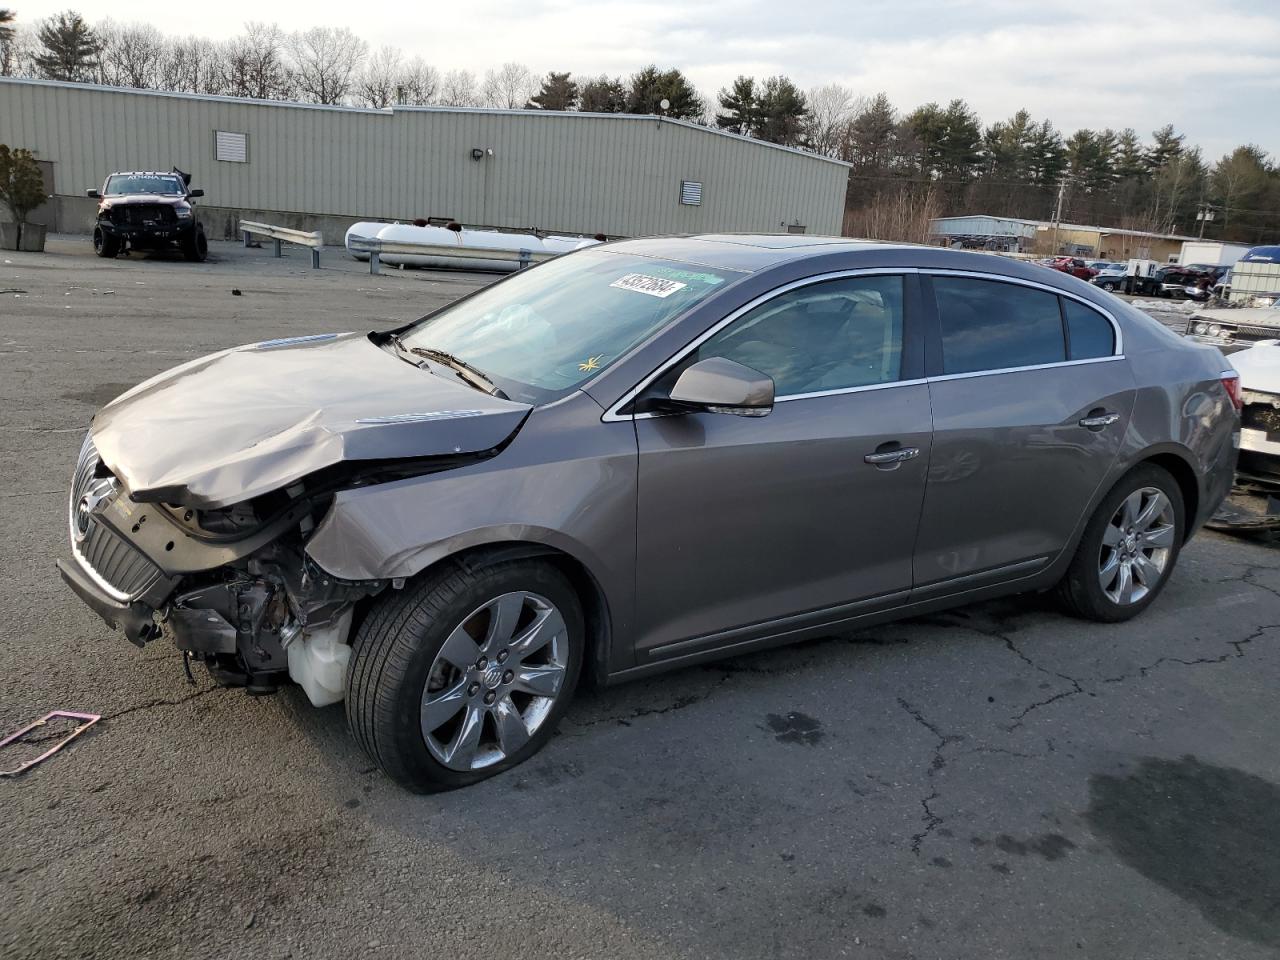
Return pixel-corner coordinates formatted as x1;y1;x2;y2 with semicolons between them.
59;236;1239;791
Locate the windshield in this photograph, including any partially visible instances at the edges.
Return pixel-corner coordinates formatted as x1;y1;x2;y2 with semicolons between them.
399;249;741;404
104;175;186;196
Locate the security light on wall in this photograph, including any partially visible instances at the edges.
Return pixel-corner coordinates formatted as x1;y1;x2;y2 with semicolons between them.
470;148;494;161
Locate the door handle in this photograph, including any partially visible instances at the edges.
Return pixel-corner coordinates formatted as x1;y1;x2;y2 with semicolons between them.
1078;412;1120;429
864;447;920;465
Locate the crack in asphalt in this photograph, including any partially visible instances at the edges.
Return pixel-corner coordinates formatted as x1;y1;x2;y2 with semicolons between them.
1099;623;1280;684
102;685;226;722
897;697;964;855
568;672;734;731
947;617;1091;729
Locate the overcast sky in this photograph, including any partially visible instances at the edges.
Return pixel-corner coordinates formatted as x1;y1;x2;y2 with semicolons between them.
11;0;1280;159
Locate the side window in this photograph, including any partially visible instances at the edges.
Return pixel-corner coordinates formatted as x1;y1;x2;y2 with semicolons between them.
934;276;1065;375
694;275;904;396
1062;299;1115;360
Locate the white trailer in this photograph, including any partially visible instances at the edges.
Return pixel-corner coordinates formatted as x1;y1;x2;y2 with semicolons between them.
1177;240;1251;266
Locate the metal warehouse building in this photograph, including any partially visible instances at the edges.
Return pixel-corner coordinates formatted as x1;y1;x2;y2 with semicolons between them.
0;78;849;242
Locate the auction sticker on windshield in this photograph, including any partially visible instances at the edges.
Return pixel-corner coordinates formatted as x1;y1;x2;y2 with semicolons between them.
610;274;688;298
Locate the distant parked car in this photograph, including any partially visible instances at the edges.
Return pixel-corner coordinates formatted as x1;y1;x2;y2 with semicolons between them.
86;170;207;261
1046;256;1097;280
1184;299;1280;352
1090;264;1128;291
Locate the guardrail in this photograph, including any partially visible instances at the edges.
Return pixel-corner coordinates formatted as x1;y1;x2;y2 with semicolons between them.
239;220;324;269
345;235;556;275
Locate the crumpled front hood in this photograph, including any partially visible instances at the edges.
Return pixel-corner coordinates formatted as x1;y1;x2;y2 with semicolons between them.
91;332;531;508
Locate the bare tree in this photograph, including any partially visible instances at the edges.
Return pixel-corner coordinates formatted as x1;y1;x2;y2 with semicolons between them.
158;35;225;94
222;23;291;100
97;21;166;88
1;18;33;76
806;83;861;158
480;61;535;109
357;45;401;108
287;26;366;105
438;68;477;106
396;56;439;105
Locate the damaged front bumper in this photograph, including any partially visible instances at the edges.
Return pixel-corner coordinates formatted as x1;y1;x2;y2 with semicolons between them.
59;434;385;703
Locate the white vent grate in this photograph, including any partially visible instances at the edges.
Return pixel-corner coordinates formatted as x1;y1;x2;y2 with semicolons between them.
214;130;248;163
679;180;702;206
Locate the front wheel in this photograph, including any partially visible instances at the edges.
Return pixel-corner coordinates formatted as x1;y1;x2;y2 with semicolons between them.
183;229;208;262
346;559;584;792
93;228;118;258
1057;464;1184;622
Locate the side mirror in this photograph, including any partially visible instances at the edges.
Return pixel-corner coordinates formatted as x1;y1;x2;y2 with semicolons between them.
188;189;204;198
668;357;774;417
86;189;100;199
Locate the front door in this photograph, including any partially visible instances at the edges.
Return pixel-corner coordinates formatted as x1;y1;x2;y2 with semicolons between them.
630;272;933;657
913;274;1134;592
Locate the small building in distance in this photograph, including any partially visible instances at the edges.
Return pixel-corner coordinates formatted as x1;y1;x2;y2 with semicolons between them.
929;214;1197;263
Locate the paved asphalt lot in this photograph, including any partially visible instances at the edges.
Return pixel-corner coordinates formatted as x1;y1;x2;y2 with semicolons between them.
2;238;1279;960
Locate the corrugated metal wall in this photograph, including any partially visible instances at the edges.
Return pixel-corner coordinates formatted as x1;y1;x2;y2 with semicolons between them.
0;79;849;236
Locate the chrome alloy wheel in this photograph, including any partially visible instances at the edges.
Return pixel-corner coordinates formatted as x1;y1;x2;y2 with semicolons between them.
1098;486;1177;606
420;591;569;771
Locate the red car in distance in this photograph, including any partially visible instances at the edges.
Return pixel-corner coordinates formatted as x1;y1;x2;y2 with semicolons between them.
1043;256;1098;281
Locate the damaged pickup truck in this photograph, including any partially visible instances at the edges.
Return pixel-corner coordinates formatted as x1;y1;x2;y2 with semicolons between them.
59;238;1238;791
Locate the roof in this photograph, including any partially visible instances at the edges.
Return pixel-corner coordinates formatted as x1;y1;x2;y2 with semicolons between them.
931;214;1198;243
603;234;1113;287
0;76;850;170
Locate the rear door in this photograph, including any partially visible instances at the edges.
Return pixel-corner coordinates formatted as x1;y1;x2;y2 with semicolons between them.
912;273;1135;595
629;271;932;657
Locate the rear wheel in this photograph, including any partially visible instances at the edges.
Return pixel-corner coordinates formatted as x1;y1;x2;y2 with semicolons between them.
93;229;118;258
1057;464;1184;622
346;558;584;792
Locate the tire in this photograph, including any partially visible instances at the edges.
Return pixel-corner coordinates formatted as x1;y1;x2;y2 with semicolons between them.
346;558;584;792
1056;464;1184;622
183;229;208;262
93;229;118;258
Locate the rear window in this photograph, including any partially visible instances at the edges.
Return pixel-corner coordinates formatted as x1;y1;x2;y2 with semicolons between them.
934;277;1065;375
1063;300;1115;360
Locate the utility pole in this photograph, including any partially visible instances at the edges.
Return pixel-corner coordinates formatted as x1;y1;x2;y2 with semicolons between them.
1196;202;1215;239
1052;179;1068;255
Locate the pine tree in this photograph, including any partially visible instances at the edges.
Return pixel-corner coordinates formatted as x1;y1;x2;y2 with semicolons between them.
844;93;897;172
34;11;102;82
0;9;16;45
578;75;626;113
754;76;809;146
624;65;702;120
528;71;578;111
715;76;756;135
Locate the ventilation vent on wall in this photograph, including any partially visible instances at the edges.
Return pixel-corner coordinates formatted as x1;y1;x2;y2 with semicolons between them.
214;130;248;163
680;180;702;206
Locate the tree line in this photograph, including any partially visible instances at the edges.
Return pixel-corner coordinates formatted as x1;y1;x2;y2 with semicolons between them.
1;9;1276;245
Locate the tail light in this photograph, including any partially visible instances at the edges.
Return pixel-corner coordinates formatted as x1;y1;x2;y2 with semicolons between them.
1221;372;1243;411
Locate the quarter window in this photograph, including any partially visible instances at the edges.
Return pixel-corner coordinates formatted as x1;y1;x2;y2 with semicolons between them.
694;275;904;396
1063;299;1115;359
934;277;1065;375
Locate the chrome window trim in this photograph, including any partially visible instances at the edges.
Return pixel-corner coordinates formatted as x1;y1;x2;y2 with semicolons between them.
602;265;1129;422
925;268;1124;357
601;267;918;423
925;354;1125;383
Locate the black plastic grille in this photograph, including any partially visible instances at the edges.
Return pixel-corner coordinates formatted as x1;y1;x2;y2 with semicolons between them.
109;204;177;226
